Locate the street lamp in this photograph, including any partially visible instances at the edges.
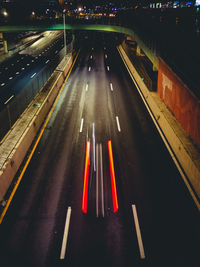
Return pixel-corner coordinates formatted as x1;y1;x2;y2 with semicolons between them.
58;0;67;56
3;11;8;17
63;9;67;55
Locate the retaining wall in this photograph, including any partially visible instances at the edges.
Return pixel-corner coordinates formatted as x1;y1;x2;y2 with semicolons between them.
118;45;200;210
157;58;200;148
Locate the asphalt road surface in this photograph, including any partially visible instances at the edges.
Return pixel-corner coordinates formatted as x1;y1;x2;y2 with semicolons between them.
0;31;65;111
0;32;199;267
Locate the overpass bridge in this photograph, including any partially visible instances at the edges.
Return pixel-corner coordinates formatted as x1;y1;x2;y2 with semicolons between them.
0;23;159;71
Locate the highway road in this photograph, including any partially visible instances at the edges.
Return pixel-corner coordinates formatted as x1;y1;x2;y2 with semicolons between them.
0;31;65;111
0;32;199;267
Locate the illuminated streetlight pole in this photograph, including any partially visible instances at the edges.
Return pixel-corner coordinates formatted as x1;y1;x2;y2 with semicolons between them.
59;0;67;56
63;9;67;55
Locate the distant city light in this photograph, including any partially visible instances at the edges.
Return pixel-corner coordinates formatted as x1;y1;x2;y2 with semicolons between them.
3;11;8;17
195;0;200;6
58;0;64;5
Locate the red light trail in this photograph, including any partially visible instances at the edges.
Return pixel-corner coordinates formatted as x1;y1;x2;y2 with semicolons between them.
108;140;119;213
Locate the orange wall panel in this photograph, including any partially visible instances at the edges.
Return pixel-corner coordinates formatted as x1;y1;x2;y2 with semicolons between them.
157;58;200;147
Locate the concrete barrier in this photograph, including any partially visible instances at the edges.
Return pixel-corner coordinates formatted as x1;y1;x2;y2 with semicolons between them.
0;54;73;201
117;45;200;210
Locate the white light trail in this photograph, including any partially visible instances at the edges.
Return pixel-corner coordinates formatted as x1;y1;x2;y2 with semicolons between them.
96;144;99;218
100;143;104;217
93;123;96;172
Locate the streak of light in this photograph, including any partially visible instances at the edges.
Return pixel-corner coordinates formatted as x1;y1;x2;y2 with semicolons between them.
96;144;99;218
100;143;104;217
93;123;96;172
108;140;118;213
82;141;91;213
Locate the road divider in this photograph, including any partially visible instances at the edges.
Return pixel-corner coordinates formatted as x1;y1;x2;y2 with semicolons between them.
85;83;88;92
116;116;121;132
80;118;84;133
4;95;14;105
110;83;113;91
60;207;72;260
132;204;145;259
30;72;36;79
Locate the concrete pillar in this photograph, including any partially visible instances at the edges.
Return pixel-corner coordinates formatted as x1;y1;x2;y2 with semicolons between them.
136;44;141;56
